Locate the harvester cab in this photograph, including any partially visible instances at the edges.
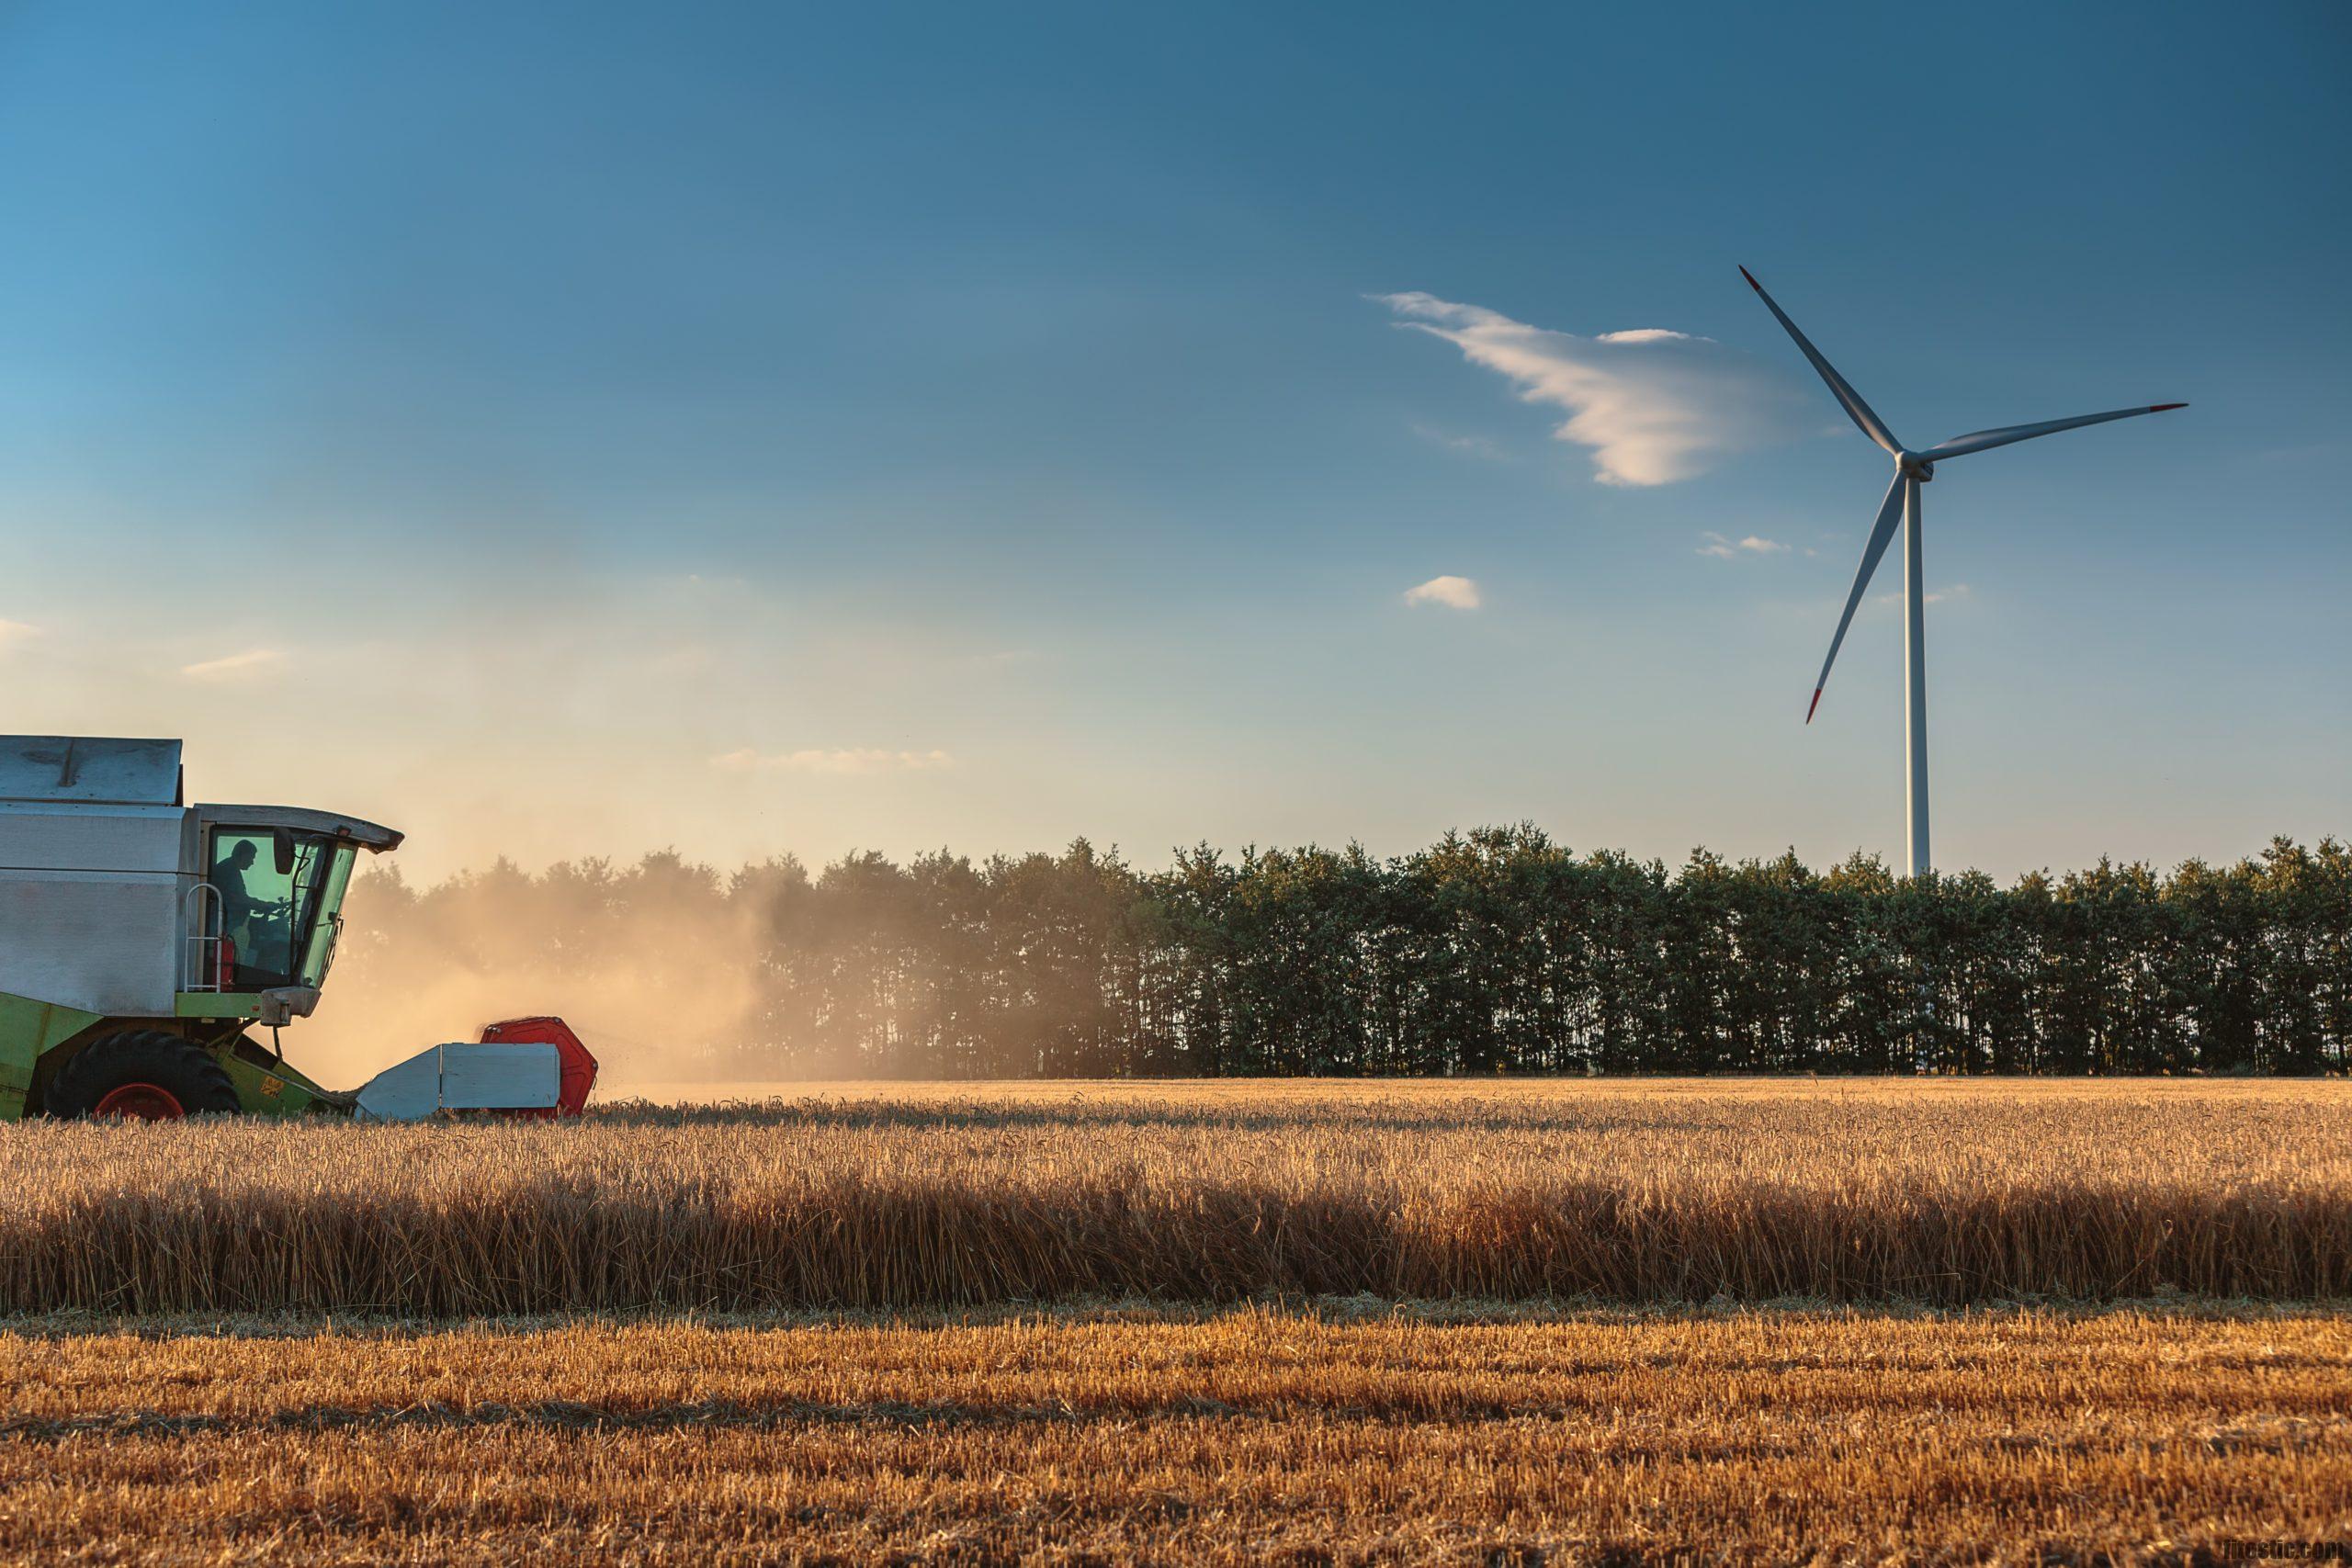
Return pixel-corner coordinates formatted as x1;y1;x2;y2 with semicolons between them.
0;735;595;1122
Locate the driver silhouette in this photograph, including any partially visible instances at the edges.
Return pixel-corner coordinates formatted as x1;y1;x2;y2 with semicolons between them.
214;840;263;931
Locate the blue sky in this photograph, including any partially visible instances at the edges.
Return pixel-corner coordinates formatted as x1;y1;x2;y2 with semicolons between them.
0;1;2343;880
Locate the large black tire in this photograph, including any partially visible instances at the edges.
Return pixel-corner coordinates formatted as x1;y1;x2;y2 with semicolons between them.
47;1031;243;1121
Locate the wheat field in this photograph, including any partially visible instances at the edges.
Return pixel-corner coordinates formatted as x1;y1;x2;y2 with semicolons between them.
2;1077;2347;1313
2;1305;2346;1563
6;1081;2352;1562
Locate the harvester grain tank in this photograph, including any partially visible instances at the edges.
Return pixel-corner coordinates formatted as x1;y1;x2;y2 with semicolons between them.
0;735;594;1121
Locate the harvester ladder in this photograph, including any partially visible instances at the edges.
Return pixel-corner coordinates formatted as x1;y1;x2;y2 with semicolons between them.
183;883;229;992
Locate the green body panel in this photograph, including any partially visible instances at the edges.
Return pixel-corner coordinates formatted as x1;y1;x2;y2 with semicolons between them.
0;992;107;1122
175;992;268;1021
0;987;350;1122
213;1045;338;1118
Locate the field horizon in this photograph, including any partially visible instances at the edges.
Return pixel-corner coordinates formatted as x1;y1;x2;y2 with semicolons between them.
597;1070;2352;1100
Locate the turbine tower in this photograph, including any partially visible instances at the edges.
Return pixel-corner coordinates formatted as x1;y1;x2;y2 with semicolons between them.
1740;266;2185;879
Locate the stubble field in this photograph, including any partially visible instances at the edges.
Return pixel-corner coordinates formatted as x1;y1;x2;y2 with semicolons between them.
4;1305;2349;1563
4;1078;2349;1562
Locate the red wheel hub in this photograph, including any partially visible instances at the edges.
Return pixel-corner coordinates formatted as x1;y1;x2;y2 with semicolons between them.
93;1083;187;1121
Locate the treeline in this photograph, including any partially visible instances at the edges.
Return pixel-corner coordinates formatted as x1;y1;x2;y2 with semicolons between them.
338;829;2351;1078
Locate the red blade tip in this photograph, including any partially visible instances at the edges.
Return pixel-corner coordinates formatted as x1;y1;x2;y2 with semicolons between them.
1738;265;1760;290
2149;402;2188;412
1805;688;1823;724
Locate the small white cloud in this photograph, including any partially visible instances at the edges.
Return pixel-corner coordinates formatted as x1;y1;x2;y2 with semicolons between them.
0;618;37;649
1696;532;1788;559
1376;292;1810;486
181;649;284;682
1872;582;1973;607
1409;423;1507;460
1403;575;1482;610
712;747;955;775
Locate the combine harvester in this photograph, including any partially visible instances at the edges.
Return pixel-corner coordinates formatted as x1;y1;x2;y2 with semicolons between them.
0;735;595;1122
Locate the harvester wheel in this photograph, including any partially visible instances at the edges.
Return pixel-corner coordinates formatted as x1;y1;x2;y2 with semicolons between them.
47;1032;243;1122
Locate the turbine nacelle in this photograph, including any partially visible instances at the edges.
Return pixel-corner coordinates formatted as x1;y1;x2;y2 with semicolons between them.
1896;451;1936;482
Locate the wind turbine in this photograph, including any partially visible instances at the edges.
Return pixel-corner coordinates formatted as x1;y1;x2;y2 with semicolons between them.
1740;266;2185;879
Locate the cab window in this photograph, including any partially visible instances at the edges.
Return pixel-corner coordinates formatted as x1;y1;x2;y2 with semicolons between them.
207;829;325;988
299;842;358;985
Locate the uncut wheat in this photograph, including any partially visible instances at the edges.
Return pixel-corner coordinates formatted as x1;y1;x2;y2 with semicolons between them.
0;1077;2346;1314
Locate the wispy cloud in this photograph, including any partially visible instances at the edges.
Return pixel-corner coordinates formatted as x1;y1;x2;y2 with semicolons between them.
181;649;284;682
0;618;37;649
1696;532;1789;559
1409;423;1507;460
711;747;955;775
1403;574;1482;610
1874;582;1973;607
1376;292;1808;486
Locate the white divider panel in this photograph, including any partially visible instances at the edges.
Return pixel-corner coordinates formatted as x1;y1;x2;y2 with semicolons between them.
356;1042;562;1122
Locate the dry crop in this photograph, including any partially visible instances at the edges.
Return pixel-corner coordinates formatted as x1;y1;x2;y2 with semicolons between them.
0;1306;2346;1563
1;1077;2347;1314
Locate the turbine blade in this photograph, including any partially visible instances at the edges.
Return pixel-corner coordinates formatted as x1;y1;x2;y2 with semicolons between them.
1808;472;1907;723
1740;265;1902;457
1928;402;2187;460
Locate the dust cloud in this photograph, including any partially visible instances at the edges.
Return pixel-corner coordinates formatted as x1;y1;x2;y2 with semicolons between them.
293;858;777;1093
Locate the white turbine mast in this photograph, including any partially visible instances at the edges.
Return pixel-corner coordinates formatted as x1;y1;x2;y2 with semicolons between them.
1740;266;2185;880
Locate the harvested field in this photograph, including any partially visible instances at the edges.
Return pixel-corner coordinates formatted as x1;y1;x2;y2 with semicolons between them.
1;1078;2347;1314
1;1306;2346;1563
